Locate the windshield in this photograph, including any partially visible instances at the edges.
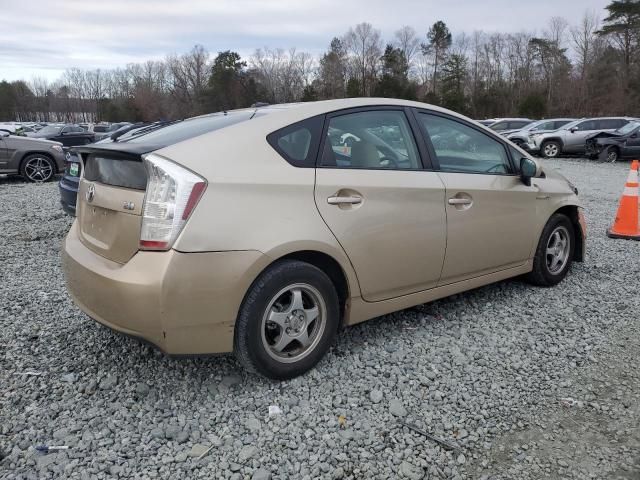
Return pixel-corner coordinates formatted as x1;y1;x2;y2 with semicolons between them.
38;126;62;135
616;121;640;135
125;111;254;144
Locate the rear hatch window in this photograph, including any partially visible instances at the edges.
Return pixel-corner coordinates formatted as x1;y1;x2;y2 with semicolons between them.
84;154;146;190
125;111;254;145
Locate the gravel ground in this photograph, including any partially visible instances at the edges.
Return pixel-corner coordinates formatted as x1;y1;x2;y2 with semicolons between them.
1;158;639;480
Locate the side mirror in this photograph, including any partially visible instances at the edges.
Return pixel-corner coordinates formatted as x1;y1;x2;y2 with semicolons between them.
570;127;578;133
520;157;537;186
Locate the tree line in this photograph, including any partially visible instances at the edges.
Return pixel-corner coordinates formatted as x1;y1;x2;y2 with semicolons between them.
1;0;639;123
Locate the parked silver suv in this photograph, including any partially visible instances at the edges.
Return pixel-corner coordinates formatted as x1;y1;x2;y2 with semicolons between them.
506;119;575;150
528;117;635;158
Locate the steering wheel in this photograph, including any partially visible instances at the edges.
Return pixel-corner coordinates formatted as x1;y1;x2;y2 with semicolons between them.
376;145;400;168
379;156;399;168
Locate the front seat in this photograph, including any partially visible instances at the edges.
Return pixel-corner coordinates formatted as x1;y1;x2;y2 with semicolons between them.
350;141;380;168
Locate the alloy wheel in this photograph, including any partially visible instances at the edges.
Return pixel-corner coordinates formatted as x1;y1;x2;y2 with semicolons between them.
261;283;326;363
24;157;53;182
546;226;570;274
543;143;559;158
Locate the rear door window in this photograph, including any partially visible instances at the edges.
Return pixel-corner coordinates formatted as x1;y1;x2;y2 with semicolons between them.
598;119;621;129
320;110;420;170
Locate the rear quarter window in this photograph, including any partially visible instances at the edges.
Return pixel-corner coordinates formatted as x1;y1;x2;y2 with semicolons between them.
267;115;324;167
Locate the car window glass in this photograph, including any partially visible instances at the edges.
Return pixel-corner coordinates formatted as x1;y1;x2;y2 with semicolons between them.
554;121;570;129
540;121;556;130
617;121;640;135
277;129;311;161
419;113;511;174
576;120;597;130
510;121;529;129
267;115;323;168
61;127;71;134
127;111;253;145
598;119;618;129
490;121;508;131
320;110;420;170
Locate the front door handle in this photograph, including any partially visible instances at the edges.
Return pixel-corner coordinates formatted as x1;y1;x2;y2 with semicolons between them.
448;197;472;205
328;195;362;205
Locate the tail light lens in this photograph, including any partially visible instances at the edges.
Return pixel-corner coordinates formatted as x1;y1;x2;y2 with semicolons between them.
140;153;206;251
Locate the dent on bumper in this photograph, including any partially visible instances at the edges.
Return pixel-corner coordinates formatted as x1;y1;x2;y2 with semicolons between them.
63;222;269;355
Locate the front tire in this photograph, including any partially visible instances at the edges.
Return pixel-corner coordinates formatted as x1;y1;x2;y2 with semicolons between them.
541;141;561;158
20;154;56;182
234;260;340;379
605;147;619;163
526;213;575;286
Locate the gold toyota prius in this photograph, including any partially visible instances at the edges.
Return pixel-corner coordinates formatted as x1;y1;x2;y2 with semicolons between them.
63;98;586;379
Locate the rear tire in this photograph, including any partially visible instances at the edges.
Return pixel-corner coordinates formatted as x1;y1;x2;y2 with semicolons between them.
234;260;340;379
526;213;575;286
541;141;561;158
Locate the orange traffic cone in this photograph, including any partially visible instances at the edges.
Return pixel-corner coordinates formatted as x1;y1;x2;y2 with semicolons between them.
607;160;640;240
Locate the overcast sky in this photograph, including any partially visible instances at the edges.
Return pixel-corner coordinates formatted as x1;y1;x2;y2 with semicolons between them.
0;0;611;82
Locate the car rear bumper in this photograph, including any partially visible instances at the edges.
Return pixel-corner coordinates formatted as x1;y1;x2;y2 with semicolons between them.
63;221;269;355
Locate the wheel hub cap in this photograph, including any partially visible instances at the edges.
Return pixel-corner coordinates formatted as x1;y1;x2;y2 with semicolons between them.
287;309;306;334
261;284;326;363
546;226;570;274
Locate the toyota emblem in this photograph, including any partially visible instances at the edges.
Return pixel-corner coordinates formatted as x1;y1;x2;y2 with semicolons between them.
86;183;96;203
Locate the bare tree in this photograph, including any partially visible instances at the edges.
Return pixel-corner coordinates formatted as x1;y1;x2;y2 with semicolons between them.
546;16;570;48
343;22;383;95
394;26;420;66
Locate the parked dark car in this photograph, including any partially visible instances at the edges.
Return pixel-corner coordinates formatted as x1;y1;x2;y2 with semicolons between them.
59;150;82;214
29;124;95;147
585;120;640;162
94;122;132;141
0;130;65;182
58;121;175;215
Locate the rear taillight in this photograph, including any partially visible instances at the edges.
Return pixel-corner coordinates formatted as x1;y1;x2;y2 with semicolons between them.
140;154;206;251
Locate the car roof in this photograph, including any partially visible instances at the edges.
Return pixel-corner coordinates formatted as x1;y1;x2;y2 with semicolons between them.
240;98;483;130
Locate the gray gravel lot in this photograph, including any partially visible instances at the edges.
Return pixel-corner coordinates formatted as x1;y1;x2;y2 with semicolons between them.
1;158;639;479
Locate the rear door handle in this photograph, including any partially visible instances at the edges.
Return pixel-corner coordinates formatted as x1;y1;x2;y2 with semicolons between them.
448;198;473;205
327;195;362;205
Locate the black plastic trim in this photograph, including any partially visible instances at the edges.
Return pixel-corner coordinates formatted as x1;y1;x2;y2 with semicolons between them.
266;115;325;168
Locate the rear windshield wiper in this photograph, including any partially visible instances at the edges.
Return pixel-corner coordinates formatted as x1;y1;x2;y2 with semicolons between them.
110;122;149;141
124;120;182;140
